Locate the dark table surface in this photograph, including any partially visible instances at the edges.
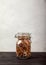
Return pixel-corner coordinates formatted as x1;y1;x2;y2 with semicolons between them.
0;52;46;65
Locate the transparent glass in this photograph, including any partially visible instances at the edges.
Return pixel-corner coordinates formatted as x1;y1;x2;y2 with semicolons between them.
15;33;31;59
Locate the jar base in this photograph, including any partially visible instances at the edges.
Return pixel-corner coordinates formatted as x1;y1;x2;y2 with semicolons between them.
16;55;31;59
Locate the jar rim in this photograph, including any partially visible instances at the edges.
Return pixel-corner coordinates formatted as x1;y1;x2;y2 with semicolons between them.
15;33;31;38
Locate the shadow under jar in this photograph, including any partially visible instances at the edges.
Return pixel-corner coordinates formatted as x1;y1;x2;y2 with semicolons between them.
15;33;32;59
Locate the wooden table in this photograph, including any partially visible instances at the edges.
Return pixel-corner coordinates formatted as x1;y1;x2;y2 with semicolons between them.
0;52;46;65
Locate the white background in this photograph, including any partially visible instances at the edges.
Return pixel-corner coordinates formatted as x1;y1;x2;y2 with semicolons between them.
0;0;46;52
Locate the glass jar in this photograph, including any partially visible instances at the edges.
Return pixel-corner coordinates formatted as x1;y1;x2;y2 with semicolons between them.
15;33;31;59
